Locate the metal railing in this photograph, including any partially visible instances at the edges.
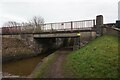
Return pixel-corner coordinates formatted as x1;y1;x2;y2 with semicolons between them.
42;19;95;31
2;19;95;34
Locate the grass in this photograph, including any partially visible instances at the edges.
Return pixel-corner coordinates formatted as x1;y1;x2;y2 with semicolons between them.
63;35;119;78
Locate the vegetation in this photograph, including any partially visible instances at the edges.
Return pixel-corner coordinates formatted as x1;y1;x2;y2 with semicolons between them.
63;35;119;78
32;52;57;78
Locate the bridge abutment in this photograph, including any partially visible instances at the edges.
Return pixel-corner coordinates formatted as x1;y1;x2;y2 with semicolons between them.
20;34;41;54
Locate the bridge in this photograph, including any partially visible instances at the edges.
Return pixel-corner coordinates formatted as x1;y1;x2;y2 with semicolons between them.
2;15;103;51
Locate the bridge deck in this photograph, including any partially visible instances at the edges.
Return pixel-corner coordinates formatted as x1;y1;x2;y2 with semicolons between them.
34;32;81;38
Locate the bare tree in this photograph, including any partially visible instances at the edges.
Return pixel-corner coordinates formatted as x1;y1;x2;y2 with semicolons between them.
2;21;21;34
2;16;44;33
20;22;35;33
3;21;20;27
29;16;44;31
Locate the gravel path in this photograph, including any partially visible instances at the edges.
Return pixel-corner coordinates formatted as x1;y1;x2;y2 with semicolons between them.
46;48;72;78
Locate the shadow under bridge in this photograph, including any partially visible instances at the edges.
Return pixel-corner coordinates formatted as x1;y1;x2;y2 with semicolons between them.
33;32;81;50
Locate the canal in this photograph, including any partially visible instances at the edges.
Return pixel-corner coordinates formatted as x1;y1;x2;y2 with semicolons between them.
2;52;51;76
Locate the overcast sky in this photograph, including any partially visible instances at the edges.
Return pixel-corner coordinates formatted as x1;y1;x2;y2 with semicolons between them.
118;1;120;20
0;0;119;27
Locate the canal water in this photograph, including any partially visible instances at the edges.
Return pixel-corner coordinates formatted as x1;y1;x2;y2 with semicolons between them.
2;53;50;76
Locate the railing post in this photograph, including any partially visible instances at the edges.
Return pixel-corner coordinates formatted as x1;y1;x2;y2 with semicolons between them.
71;21;73;31
93;19;95;27
51;23;53;33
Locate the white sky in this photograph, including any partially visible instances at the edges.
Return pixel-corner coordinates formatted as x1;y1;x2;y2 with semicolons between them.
0;0;119;27
118;1;120;20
